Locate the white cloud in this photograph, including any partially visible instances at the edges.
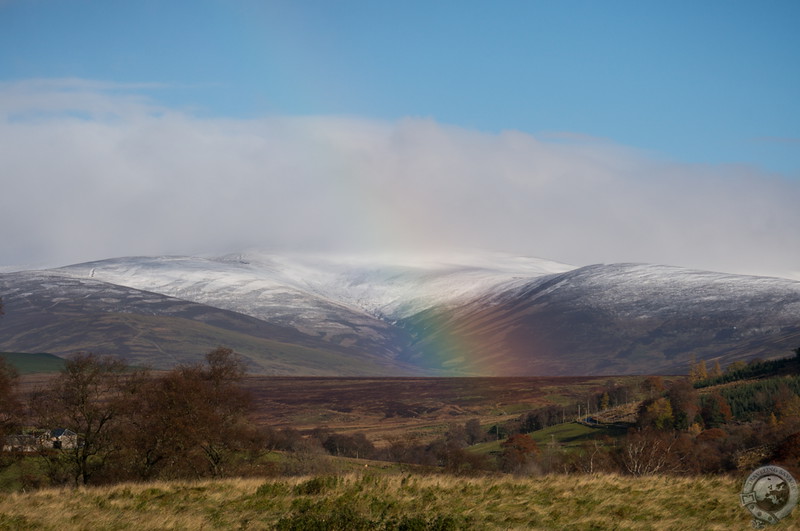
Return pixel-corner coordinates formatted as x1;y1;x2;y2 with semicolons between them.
1;79;799;278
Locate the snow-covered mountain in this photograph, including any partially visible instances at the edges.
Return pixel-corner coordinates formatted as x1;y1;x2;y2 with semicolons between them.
400;262;800;375
1;250;799;376
56;250;575;321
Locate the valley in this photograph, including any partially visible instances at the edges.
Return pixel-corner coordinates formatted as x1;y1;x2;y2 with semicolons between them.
15;372;645;447
239;375;647;446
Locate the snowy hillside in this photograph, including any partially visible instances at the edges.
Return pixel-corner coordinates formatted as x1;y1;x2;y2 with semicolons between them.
402;262;800;375
3;250;799;376
57;250;576;321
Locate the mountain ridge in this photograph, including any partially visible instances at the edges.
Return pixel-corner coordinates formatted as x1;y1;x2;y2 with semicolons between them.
398;261;800;375
1;251;798;376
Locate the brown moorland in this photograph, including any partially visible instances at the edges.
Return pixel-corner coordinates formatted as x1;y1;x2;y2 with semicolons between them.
240;375;649;445
18;373;649;446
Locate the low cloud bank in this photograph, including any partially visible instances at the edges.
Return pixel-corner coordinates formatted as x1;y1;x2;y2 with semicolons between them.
2;79;799;278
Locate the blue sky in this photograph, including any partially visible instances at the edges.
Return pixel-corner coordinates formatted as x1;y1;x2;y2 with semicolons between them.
3;1;798;171
1;1;799;276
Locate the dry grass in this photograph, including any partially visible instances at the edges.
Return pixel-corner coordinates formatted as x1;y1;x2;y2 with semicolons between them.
237;376;648;447
0;472;763;530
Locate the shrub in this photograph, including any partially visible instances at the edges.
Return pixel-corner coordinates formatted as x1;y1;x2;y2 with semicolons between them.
293;476;341;496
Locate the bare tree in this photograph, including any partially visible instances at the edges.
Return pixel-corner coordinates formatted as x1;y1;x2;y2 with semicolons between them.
0;297;16;447
0;357;20;454
114;369;173;480
465;418;485;445
32;353;129;486
619;429;681;476
119;347;254;479
176;347;253;476
28;347;257;484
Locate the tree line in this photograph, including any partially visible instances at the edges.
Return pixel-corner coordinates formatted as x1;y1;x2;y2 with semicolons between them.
691;348;800;388
626;352;800;475
0;348;259;487
1;333;799;487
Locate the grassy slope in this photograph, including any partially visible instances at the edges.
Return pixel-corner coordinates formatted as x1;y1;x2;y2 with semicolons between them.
529;422;628;448
0;473;754;530
471;422;627;456
0;352;64;374
4;312;408;376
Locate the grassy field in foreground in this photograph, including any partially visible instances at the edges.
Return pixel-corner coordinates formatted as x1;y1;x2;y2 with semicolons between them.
0;473;762;530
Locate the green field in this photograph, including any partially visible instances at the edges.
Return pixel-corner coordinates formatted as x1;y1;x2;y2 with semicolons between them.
529;422;627;448
470;421;627;457
0;352;64;374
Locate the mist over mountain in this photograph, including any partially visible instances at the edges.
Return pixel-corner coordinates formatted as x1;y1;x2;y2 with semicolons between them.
1;251;798;376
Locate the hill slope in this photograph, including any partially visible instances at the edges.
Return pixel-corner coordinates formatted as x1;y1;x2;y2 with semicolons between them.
0;270;421;375
0;352;65;374
1;252;799;375
401;263;800;375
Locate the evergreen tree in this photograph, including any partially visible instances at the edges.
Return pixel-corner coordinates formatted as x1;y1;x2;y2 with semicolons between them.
701;392;732;428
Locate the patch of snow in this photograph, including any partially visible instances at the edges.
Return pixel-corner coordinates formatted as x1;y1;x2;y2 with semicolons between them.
54;250;576;322
45;251;800;338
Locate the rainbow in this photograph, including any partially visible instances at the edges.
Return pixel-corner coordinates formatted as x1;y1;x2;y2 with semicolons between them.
395;305;551;377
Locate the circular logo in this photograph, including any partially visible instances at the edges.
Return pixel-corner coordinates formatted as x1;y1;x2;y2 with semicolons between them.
741;466;798;528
